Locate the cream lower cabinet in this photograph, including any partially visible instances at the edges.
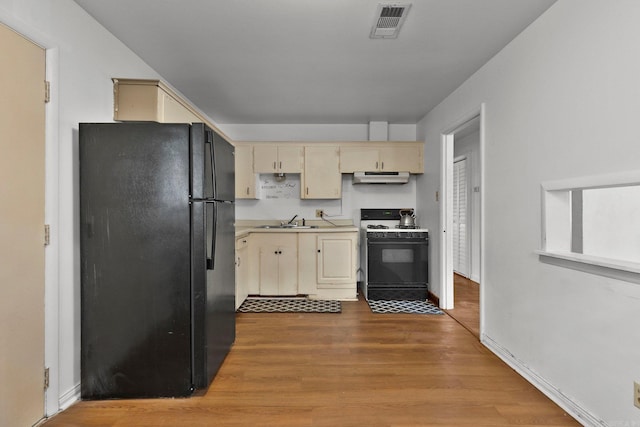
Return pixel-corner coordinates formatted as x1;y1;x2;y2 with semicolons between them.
235;236;250;310
298;232;358;300
250;233;298;296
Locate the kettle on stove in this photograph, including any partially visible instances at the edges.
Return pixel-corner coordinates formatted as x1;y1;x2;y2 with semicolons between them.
399;209;416;228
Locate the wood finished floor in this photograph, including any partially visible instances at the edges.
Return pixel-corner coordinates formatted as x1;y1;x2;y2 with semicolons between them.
44;296;579;427
445;274;481;338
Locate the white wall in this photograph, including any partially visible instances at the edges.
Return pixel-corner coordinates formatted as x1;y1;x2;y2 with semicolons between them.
454;130;480;282
417;1;640;424
222;124;419;225
0;0;165;414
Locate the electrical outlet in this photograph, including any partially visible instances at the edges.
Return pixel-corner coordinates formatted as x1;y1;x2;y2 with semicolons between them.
315;209;324;218
634;381;640;409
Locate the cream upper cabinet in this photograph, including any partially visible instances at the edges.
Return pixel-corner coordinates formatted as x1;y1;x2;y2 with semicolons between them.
340;143;424;173
253;145;303;173
339;147;380;173
378;146;423;173
251;233;298;296
302;146;341;199
159;90;200;123
113;78;200;123
235;145;256;199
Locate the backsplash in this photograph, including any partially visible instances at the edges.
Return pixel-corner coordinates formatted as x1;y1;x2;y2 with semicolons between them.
235;175;417;223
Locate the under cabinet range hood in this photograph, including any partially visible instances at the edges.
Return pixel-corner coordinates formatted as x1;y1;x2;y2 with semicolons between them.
353;171;410;184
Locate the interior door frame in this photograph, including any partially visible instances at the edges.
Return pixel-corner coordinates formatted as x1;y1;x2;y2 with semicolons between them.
439;104;485;337
43;45;60;419
0;14;61;418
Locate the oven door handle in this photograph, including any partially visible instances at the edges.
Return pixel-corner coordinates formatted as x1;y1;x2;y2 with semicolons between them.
367;240;428;245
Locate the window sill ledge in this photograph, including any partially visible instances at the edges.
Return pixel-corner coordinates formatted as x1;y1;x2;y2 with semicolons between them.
536;250;640;284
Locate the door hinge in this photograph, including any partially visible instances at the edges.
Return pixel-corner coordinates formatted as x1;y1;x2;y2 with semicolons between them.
44;81;50;103
44;224;50;246
44;367;50;390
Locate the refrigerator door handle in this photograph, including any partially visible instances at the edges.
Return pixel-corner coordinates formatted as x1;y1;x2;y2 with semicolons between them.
206;130;217;200
206;201;217;270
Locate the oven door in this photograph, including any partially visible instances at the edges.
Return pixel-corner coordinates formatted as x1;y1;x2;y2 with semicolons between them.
366;236;429;286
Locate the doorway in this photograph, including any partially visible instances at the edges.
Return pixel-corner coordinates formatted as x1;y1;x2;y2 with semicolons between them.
0;22;47;426
439;107;484;338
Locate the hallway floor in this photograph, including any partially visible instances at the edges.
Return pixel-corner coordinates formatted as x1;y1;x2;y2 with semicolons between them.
445;273;480;337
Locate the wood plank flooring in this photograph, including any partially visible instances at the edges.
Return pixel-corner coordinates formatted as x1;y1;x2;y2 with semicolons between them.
445;274;480;337
44;296;579;426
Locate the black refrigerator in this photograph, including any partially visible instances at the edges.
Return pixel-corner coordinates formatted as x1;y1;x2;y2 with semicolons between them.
79;122;235;399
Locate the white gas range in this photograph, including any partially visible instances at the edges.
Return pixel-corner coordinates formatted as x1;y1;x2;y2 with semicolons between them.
359;209;430;301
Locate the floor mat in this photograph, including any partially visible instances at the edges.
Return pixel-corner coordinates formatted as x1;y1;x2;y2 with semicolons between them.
237;298;341;313
367;299;444;315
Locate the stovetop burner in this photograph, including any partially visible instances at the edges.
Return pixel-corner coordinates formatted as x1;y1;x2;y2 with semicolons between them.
360;208;429;234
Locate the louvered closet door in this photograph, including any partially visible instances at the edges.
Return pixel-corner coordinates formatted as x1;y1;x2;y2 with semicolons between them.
453;158;469;277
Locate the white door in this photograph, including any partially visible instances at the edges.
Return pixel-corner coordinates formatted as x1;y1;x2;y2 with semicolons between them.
0;22;46;426
453;157;469;277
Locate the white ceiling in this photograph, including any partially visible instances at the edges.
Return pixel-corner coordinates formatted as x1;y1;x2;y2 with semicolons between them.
73;0;556;125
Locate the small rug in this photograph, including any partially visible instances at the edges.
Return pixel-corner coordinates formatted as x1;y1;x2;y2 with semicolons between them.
367;299;444;315
237;298;341;313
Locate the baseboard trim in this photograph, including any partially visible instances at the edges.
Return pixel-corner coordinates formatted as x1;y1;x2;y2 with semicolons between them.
481;334;604;427
59;383;80;411
427;290;439;306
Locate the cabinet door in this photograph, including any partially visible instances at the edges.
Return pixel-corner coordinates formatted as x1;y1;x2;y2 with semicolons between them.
296;233;317;295
160;90;200;123
235;145;256;199
277;238;298;295
255;233;298;296
339;146;379;172
258;243;280;295
113;83;161;122
277;146;303;173
235;237;250;310
379;146;423;173
253;145;278;172
303;146;341;199
317;233;356;285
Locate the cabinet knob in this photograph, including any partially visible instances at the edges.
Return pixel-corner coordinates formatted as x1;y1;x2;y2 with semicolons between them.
317;249;321;253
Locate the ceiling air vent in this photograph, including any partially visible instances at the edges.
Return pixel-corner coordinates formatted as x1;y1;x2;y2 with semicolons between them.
370;3;411;39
